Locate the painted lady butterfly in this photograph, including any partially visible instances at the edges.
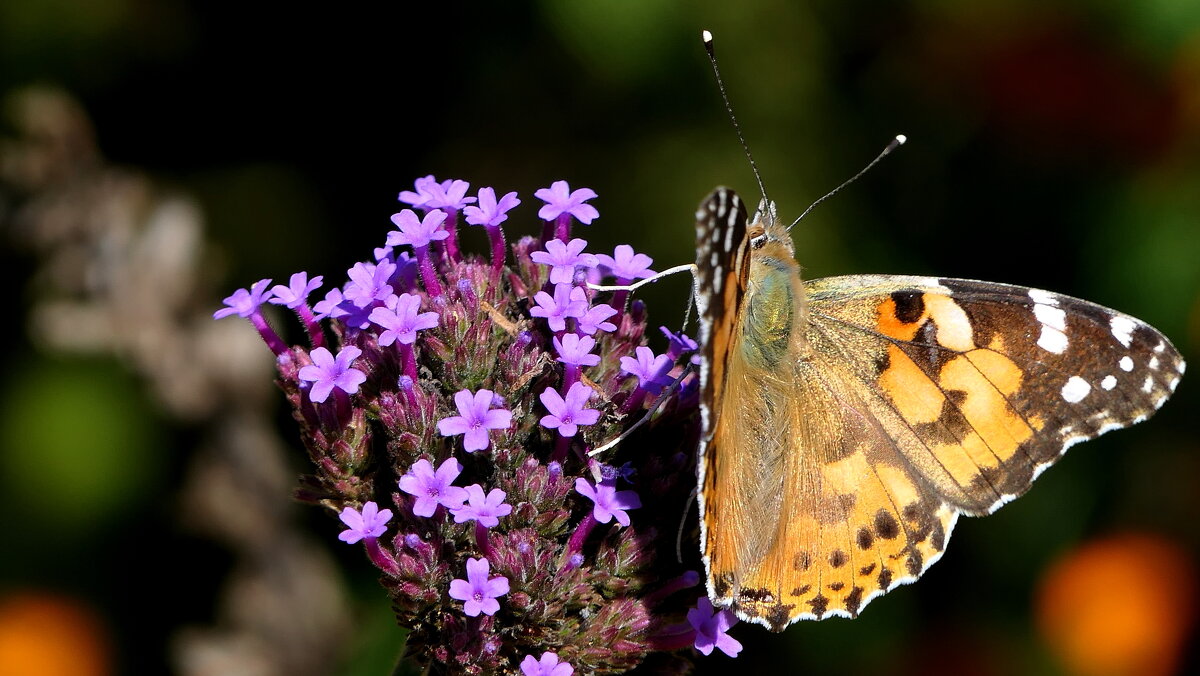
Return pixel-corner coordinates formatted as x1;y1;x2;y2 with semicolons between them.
692;184;1185;631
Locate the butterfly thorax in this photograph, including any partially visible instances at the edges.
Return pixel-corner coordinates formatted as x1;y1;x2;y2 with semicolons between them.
739;200;809;368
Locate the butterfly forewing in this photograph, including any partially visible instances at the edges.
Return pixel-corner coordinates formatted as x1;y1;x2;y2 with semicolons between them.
805;275;1186;514
692;187;1185;632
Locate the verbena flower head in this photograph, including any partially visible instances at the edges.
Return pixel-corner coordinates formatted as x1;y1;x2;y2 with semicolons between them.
218;175;726;673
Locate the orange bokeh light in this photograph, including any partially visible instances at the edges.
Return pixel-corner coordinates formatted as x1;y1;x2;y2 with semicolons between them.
0;592;111;676
1036;533;1196;676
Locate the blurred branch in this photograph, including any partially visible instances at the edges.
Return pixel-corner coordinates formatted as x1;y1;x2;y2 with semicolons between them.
0;85;350;676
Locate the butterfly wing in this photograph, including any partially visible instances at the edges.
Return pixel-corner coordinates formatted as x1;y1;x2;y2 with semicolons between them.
740;274;1186;627
700;267;1185;631
806;274;1185;515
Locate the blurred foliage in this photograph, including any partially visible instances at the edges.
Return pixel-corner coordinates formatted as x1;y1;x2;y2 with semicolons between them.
1;0;1198;674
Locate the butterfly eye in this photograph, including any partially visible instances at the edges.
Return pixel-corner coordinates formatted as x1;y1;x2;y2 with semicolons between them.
750;234;768;249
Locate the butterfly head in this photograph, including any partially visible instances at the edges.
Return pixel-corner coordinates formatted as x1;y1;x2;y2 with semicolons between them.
748;197;795;259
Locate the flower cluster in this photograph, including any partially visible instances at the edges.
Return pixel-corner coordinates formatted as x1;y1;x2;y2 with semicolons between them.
216;176;742;673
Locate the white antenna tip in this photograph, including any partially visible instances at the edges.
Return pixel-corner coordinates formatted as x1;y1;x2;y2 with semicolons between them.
702;29;713;43
895;134;907;144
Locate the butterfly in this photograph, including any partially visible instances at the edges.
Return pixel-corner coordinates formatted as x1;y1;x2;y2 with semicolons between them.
691;186;1186;631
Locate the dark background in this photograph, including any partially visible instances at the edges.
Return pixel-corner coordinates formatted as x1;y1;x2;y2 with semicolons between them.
2;1;1198;674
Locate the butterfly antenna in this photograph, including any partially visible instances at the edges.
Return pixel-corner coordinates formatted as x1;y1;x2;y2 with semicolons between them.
703;29;768;203
787;134;906;231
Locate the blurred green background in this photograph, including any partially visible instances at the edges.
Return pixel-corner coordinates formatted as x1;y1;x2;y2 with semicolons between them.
1;1;1198;674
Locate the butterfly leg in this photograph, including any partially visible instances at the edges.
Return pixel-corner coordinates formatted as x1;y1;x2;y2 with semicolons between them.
588;262;699;292
588;363;695;457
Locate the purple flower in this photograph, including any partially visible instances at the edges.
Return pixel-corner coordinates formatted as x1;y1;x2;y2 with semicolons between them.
539;382;601;438
620;346;673;395
535;180;599;224
463;187;521;227
436;389;513;452
520;652;574;676
298;346;367;403
529;238;598;285
577;303;618;336
369;293;438;346
661;326;699;361
338;501;392;544
552;333;600;368
387;209;449;248
269;272;323;309
398;457;469;517
596;244;655;281
451;484;512;527
343;260;396;307
312;287;347;321
424;179;476;211
397;174;443;208
448;557;510;617
529;283;588;332
214;278;274;319
688;597;742;657
574;478;640;527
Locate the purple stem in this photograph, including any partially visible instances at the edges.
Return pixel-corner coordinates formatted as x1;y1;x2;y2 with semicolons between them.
551;435;570;464
249;312;288;355
621;386;648;414
643;570;701;608
474;522;494;559
399;343;419;383
562;363;580;391
441;210;461;262
647;623;697;651
485;224;506;273
414;244;444;297
554;213;572;242
564;513;598;561
296;304;325;348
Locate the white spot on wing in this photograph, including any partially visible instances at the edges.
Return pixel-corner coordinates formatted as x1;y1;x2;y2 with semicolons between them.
1061;376;1091;403
1028;289;1059;306
1101;375;1117;390
1037;326;1069;354
1034;303;1069;353
1119;356;1134;372
1034;303;1066;330
1143;375;1154;393
1110;315;1136;347
1148;356;1159;370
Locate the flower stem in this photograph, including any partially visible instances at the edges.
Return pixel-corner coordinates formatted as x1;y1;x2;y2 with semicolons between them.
414;245;443;297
